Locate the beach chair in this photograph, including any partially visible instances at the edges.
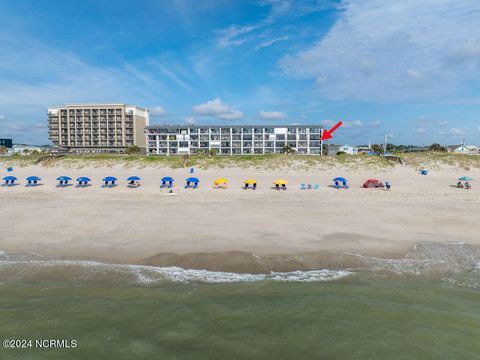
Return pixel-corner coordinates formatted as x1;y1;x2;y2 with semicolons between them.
314;184;319;190
253;183;257;190
307;184;312;190
193;183;198;189
300;183;306;190
244;184;249;190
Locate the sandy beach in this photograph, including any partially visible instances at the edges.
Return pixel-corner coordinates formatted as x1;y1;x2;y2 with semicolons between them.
1;160;479;272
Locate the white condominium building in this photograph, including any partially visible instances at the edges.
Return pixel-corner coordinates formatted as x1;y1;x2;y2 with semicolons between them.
145;125;324;156
48;104;149;153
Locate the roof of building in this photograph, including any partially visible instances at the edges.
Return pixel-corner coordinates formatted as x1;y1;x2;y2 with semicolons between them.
146;124;323;129
48;104;148;112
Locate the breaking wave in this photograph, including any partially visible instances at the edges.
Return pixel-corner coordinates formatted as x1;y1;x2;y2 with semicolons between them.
0;242;479;286
0;256;352;285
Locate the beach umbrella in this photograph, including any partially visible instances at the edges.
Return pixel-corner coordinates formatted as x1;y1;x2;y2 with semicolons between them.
273;179;288;185
458;176;474;181
3;176;17;181
127;176;141;181
161;176;174;182
333;177;347;183
186;177;199;183
77;177;91;182
26;176;41;181
103;176;117;182
57;176;72;181
244;179;257;184
363;179;384;188
214;177;228;184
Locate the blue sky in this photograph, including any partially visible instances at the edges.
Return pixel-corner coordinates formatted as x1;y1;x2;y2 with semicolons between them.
0;0;479;145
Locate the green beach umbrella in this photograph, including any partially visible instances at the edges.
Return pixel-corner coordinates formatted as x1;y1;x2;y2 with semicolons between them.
458;176;474;181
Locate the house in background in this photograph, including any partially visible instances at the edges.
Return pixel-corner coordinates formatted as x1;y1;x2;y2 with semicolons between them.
329;144;358;155
403;146;430;153
12;144;51;155
447;144;479;154
0;138;13;149
356;145;372;154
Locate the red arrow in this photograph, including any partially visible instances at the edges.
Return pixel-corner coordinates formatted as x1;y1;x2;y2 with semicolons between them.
321;121;343;141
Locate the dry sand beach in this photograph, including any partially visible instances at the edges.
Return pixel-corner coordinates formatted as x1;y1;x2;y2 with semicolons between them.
1;156;479;273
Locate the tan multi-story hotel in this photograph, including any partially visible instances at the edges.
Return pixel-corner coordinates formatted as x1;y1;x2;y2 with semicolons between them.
48;104;149;153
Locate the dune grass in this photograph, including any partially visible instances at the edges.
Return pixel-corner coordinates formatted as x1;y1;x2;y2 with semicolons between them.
1;152;479;170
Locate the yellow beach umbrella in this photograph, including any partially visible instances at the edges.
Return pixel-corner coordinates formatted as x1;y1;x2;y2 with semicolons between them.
244;179;257;184
273;179;288;185
214;177;228;185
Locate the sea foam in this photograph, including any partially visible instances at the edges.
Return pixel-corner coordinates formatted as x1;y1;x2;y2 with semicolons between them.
0;257;352;285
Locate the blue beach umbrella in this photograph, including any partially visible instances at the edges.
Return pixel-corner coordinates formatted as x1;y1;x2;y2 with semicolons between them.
57;176;72;181
3;176;17;181
77;177;91;182
333;177;347;183
103;176;117;182
127;176;141;181
458;176;474;181
186;177;199;183
162;176;174;183
26;176;41;181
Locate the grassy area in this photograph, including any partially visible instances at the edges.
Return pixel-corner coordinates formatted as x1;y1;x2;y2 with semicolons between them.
1;152;479;170
399;152;480;170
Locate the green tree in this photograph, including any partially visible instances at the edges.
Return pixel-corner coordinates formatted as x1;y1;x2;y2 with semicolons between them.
429;143;447;152
386;143;396;152
371;144;384;154
126;145;141;155
208;148;218;156
282;145;295;155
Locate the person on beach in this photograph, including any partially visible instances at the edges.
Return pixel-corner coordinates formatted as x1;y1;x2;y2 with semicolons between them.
465;181;471;190
275;184;280;190
385;181;391;190
457;181;463;188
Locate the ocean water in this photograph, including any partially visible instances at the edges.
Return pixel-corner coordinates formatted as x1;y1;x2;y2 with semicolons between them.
0;244;479;360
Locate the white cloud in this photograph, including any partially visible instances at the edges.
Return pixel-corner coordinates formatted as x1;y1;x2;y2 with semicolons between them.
415;128;427;135
279;0;480;101
150;106;166;117
448;128;466;136
255;35;290;51
343;120;363;128
321;119;334;127
216;25;258;48
185;116;196;125
258;110;287;120
193;98;243;120
215;1;334;49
